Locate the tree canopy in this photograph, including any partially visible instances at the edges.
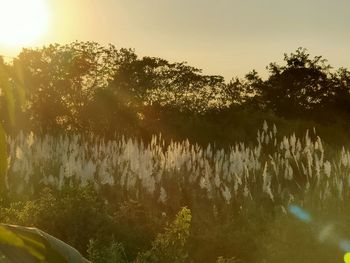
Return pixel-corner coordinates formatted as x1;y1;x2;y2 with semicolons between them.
1;43;350;142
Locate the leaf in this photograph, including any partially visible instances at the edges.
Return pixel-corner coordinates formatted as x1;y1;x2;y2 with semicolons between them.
0;225;45;262
0;226;24;247
0;224;90;263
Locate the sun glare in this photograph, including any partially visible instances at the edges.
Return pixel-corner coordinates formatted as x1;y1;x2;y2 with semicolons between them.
0;0;49;47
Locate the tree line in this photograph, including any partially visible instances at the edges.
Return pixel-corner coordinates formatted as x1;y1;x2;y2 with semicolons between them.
1;42;350;144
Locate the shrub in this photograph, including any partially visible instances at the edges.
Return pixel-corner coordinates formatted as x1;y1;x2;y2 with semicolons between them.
136;207;192;263
0;186;114;255
87;239;128;263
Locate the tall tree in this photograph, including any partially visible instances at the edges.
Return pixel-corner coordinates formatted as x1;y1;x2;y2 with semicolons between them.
261;48;333;116
13;42;117;131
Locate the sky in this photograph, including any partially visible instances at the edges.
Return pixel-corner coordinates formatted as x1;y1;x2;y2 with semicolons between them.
1;0;350;80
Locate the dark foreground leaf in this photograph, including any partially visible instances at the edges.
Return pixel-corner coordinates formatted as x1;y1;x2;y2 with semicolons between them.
0;224;90;263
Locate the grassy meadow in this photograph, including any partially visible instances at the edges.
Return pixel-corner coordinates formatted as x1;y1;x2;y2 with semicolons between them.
1;43;350;262
0;122;349;262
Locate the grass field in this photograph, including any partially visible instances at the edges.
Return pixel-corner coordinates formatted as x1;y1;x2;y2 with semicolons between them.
2;122;350;262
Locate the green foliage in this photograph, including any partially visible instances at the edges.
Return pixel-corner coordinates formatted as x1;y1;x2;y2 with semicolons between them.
3;123;350;261
87;239;128;263
0;187;113;255
2;43;350;147
112;201;162;260
2;43;350;262
136;207;191;263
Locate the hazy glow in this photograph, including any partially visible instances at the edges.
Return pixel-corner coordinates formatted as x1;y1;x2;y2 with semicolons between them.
0;0;49;47
1;0;350;79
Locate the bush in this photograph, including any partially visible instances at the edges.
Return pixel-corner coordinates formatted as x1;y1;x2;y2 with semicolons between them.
87;238;129;263
0;186;114;255
136;207;192;263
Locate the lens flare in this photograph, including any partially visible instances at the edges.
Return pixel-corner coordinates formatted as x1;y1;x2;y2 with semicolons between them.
289;205;350;261
341;241;350;252
344;252;350;263
288;205;312;223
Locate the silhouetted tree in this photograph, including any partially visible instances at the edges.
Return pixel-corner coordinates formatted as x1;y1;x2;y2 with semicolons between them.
329;68;350;114
3;42;350;145
261;48;333;116
13;42;118;132
109;54;226;113
224;70;264;108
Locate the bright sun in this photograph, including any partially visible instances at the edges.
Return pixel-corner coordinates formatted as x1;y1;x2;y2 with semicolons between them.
0;0;49;47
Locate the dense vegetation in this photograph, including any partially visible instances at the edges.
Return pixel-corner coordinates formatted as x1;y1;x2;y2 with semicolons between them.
1;43;350;145
1;124;350;262
1;42;350;262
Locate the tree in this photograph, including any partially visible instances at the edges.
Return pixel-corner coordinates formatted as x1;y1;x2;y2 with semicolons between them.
13;42;118;132
224;70;263;106
136;207;192;263
109;54;226;113
329;68;350;114
261;48;333;116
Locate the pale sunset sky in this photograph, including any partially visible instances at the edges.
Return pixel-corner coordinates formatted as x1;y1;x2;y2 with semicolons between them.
0;0;349;80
